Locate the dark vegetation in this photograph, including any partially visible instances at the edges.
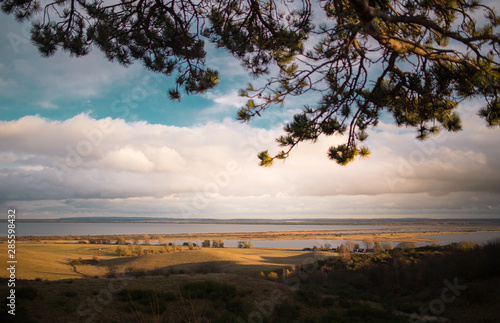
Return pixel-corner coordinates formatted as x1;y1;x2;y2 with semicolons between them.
202;239;225;248
265;239;500;322
118;280;254;322
119;288;177;314
100;239;500;322
114;240;204;257
1;240;499;322
105;260;228;279
237;240;254;248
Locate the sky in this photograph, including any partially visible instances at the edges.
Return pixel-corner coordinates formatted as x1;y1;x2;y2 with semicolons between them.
0;6;500;220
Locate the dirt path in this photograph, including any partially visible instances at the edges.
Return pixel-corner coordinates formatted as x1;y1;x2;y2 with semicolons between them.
70;263;92;278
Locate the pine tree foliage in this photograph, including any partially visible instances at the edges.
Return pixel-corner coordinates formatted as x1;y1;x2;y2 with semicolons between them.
2;0;499;165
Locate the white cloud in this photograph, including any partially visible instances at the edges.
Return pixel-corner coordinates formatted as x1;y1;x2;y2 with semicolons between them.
0;111;499;218
97;147;155;172
200;90;247;118
204;90;248;108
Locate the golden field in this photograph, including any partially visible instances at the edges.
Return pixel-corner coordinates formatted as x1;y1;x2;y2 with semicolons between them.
0;243;333;281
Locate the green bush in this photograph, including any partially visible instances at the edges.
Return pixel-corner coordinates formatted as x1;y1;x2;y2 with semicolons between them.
271;303;301;323
204;308;241;323
225;297;249;314
62;291;78;298
120;288;174;301
320;296;336;307
338;297;351;309
119;288;176;313
17;286;38;300
322;310;339;322
296;285;321;305
183;280;237;302
343;305;407;323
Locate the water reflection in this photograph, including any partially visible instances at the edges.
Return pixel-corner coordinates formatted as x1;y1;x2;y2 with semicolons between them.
146;231;500;249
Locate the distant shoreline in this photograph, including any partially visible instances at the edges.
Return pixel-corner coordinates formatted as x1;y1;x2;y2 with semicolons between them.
148;228;500;243
4;227;500;244
5;217;500;226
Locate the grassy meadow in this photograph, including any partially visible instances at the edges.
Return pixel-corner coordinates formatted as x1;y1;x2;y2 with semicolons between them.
0;243;333;280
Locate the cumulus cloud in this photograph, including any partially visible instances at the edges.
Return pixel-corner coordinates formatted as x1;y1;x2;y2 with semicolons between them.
0;111;499;218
